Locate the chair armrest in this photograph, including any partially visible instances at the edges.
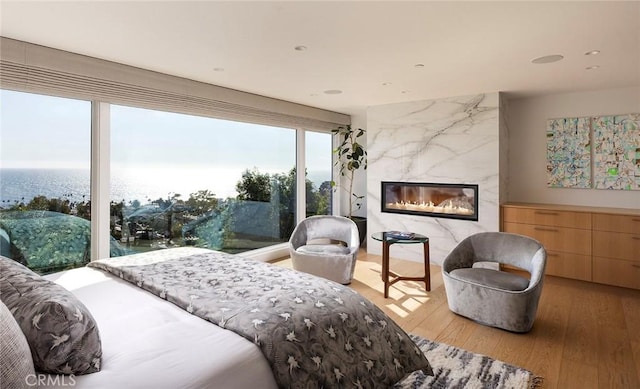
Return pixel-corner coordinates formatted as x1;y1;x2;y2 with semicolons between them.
527;247;547;285
288;226;308;250
442;239;476;273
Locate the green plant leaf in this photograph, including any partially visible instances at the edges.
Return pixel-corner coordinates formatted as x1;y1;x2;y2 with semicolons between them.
331;124;367;218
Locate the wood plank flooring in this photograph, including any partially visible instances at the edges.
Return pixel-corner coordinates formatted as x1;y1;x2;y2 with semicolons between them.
274;249;640;388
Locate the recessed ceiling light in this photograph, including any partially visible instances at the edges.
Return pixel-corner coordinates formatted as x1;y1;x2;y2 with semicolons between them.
531;54;564;64
323;89;342;95
382;82;391;86
586;65;600;70
401;90;408;94
414;64;425;68
213;67;225;72
294;45;307;51
585;50;600;56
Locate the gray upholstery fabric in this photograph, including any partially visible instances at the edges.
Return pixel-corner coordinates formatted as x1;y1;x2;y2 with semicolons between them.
0;256;102;375
1;300;36;389
288;215;360;284
442;232;547;333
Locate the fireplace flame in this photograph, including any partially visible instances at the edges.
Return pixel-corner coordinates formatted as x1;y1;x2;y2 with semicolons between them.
387;200;474;215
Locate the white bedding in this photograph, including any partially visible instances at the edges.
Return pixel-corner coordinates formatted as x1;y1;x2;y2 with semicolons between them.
43;266;278;389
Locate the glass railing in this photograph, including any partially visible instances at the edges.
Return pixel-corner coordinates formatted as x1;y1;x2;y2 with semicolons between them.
0;209;127;274
109;171;331;257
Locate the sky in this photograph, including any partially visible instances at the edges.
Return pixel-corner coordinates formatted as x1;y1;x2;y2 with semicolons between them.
0;89;332;174
1;89;91;169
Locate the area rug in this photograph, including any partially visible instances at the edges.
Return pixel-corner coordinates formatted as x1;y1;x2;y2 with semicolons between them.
395;334;542;389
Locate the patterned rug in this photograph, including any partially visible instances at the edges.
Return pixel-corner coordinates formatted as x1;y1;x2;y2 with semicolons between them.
395;334;542;389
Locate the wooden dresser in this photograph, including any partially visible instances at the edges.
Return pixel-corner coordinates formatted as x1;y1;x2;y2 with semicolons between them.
501;203;640;289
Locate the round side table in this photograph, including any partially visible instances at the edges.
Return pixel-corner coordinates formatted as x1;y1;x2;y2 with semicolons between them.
371;232;431;298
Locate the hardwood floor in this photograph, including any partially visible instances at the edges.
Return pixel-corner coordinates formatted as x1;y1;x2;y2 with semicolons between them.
274;249;640;388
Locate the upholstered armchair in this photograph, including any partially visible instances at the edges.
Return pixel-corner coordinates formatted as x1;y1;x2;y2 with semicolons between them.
288;215;360;284
442;232;547;333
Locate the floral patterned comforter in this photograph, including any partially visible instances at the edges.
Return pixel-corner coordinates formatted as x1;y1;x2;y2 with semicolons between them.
88;247;432;388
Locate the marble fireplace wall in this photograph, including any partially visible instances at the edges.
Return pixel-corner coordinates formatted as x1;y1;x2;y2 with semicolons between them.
366;93;503;265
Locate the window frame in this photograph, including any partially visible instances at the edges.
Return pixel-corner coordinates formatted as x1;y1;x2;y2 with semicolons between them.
1;91;338;263
1;37;348;263
90;102;338;262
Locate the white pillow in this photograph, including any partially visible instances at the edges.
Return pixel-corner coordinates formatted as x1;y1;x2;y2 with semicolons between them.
296;244;351;255
1;300;36;389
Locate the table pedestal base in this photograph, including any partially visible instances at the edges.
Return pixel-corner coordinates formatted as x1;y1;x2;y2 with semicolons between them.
381;240;431;298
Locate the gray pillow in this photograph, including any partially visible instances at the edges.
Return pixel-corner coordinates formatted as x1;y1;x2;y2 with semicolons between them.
1;300;36;388
450;268;530;291
0;256;102;375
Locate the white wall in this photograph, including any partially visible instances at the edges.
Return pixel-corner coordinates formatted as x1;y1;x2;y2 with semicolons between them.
366;93;502;265
507;86;640;208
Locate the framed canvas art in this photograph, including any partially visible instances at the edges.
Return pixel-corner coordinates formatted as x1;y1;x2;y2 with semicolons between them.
592;114;640;190
546;117;591;188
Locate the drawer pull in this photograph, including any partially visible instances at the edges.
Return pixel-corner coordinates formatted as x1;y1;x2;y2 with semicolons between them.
547;253;559;257
633;264;640;269
534;227;559;232
535;211;559;216
632;218;640;222
632;236;640;241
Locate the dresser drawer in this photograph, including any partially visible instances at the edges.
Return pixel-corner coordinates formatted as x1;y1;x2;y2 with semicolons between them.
593;256;640;290
545;251;592;281
502;207;591;229
503;222;591;256
593;213;640;234
593;230;640;262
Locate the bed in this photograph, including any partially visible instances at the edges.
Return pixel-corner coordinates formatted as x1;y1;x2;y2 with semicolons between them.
1;247;432;388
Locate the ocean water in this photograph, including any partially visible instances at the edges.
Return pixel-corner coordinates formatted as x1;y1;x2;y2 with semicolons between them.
0;168;332;206
1;169;91;205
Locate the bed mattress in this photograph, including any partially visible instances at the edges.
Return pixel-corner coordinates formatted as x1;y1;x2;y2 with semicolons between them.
43;266;278;389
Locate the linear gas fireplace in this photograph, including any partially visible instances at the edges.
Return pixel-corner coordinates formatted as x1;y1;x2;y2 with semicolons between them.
381;181;478;221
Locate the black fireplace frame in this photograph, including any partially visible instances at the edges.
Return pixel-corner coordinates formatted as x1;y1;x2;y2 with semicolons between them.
381;181;479;221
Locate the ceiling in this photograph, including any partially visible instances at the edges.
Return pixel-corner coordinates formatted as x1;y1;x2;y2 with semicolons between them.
1;1;639;116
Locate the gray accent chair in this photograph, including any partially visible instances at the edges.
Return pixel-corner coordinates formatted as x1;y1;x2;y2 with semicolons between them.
288;215;360;284
442;232;547;333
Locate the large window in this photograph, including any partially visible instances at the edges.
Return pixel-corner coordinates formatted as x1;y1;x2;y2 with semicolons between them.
110;105;306;255
0;90;93;273
0;89;337;268
305;131;333;216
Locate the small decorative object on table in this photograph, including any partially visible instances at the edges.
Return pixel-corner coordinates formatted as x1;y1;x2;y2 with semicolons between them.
385;231;415;240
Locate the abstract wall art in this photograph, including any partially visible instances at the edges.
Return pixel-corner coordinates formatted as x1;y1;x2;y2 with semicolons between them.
592;114;640;190
546;117;591;188
546;113;640;191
